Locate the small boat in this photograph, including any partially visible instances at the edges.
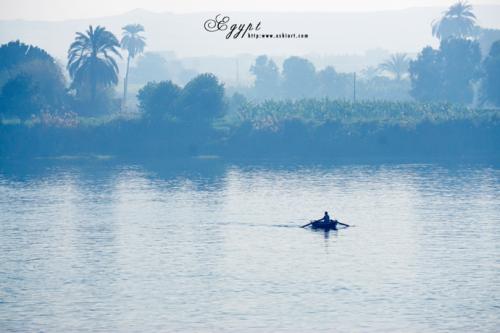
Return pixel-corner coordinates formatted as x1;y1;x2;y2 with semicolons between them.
301;219;350;230
310;220;349;230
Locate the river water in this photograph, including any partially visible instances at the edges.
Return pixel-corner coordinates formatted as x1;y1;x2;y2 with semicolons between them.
1;158;499;332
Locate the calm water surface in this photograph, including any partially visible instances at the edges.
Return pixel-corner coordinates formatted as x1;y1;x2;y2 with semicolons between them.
0;158;499;332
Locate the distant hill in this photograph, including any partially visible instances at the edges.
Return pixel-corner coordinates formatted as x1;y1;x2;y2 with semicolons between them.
1;6;499;86
1;6;499;60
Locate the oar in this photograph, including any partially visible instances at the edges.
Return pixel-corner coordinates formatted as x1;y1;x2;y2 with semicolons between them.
301;220;316;228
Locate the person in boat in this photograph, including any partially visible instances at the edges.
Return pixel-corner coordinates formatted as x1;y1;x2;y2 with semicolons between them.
314;211;349;229
314;211;337;229
302;211;349;229
314;211;331;224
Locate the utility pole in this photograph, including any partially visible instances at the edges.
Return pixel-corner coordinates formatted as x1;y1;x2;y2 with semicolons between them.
353;72;356;103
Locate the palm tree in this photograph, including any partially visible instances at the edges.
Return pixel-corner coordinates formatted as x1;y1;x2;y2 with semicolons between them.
432;1;477;40
67;25;121;102
120;24;146;109
379;53;409;81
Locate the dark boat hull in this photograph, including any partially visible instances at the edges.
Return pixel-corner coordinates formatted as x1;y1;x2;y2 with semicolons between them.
311;221;342;230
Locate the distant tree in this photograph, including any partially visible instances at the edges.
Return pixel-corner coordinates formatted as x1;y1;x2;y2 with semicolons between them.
137;80;181;120
316;66;337;98
409;38;481;103
67;25;121;102
409;47;443;102
228;92;248;113
250;55;280;99
432;1;477;40
482;40;500;106
360;66;381;80
120;24;146;109
315;66;354;99
358;76;412;101
378;53;409;81
440;38;481;104
129;52;169;84
0;41;66;119
282;56;317;98
177;73;225;123
175;68;199;86
472;26;500;57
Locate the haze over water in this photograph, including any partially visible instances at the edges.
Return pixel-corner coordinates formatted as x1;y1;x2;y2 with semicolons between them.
0;158;499;332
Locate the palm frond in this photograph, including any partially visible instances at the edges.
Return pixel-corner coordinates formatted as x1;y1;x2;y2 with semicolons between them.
120;24;146;59
432;1;477;40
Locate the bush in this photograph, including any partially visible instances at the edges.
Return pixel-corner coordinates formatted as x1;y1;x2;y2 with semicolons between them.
0;41;67;119
137;80;181;120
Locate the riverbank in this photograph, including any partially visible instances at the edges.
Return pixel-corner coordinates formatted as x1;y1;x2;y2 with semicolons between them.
1;101;499;159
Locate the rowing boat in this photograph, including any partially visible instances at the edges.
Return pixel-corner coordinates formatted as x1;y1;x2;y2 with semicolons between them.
310;220;347;230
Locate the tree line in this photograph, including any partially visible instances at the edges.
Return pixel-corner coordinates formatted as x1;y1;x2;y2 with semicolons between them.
0;0;499;126
244;2;499;106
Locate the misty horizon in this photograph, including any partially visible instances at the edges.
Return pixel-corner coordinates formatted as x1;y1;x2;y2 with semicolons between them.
1;5;500;58
0;0;499;21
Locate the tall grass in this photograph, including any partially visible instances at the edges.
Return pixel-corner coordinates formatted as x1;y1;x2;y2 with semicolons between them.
227;99;499;131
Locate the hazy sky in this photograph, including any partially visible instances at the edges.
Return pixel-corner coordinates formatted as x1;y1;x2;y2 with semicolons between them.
1;0;500;21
